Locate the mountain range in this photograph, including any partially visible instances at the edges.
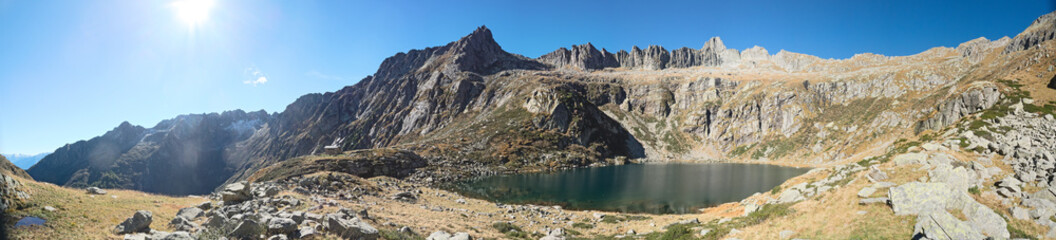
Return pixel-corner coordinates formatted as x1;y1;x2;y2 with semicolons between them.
23;12;1056;197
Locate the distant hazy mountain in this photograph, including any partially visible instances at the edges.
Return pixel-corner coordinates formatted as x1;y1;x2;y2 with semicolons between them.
3;152;49;169
27;110;270;195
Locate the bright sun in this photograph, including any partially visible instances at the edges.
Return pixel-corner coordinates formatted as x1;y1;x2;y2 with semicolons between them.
171;0;214;28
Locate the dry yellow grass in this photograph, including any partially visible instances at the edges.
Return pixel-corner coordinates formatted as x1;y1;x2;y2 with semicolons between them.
6;176;205;239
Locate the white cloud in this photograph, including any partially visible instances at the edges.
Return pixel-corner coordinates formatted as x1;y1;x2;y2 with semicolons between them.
243;66;268;86
306;70;344;81
244;76;268;85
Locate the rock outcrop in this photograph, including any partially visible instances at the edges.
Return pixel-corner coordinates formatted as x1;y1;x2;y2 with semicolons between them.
915;86;1002;133
1049;74;1056;90
616;45;670;70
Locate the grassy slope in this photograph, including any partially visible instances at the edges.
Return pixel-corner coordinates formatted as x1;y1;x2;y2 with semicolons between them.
5;175;202;239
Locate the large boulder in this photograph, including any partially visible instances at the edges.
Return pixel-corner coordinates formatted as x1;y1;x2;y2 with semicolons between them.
325;214;379;240
266;217;297;235
230;219;265;240
221;181;252;203
114;210;153;234
175;207;203;220
86;187;107;195
889;182;1009;238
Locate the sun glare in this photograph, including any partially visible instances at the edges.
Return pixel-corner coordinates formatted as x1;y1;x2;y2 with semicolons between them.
171;0;214;28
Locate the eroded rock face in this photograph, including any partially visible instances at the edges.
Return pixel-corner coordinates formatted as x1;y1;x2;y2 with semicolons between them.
916;86;1002;133
538;43;618;70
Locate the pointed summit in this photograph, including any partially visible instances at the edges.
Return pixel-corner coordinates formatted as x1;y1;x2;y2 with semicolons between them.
450;25;502;54
444;25;541;74
703;37;726;52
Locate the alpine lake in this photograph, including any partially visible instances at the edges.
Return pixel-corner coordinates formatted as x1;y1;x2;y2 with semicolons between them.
451;163;810;214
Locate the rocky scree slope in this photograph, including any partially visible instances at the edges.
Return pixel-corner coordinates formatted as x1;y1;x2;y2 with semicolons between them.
26;11;1056;196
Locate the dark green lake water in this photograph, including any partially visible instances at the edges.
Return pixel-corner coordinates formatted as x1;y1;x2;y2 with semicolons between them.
452;163;810;214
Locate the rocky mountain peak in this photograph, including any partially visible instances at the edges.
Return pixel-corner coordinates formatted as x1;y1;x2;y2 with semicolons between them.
1004;10;1056;53
449;26;501;54
703;36;726;52
741;46;770;61
445;25;510;73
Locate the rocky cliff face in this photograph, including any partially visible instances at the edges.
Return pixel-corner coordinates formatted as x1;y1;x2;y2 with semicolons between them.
27;11;1056;195
28;110;270;195
916;86;1003;133
537;43;618;70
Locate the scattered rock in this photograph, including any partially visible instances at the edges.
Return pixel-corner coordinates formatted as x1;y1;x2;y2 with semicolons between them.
114;210;153;234
1011;206;1031;220
168;217;198;231
326;214;379;240
196;201;213;211
266;217;297;235
427;231;452;240
857;187;877;198
230;219;265;239
158;231;194;240
392;191;417;201
175;207;203;220
297;226;320;239
221;181;252;203
86;187;107;195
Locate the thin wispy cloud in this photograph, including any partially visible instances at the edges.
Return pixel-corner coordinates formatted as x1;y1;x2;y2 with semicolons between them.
306;70;344;81
243;66;268;86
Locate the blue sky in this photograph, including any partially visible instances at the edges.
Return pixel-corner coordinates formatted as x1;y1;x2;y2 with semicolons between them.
0;0;1052;155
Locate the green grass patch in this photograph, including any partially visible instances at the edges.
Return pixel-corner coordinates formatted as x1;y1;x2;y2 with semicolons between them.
379;228;424;240
969;186;981;195
572;222;595;229
699;203;796;240
1008;224;1037;240
493;222;522;233
641;223;697;240
729;144;756;157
